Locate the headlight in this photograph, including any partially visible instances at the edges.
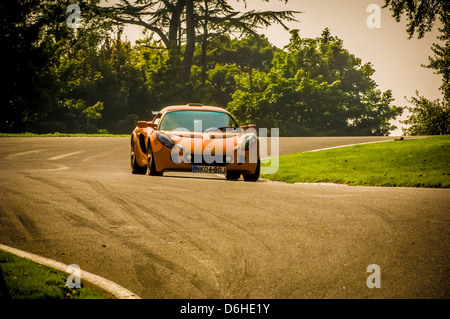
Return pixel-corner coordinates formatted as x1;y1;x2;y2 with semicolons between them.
242;134;257;151
156;132;175;149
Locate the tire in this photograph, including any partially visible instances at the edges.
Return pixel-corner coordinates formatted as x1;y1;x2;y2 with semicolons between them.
131;138;147;175
225;170;240;180
242;159;260;182
147;146;163;176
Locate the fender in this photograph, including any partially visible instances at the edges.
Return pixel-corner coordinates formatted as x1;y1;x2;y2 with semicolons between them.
138;132;147;154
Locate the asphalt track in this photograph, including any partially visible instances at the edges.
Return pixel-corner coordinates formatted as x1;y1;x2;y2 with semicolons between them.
0;136;448;298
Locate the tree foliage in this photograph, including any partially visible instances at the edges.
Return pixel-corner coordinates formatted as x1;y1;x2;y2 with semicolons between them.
384;0;447;39
228;29;402;136
402;92;449;135
384;0;449;134
102;0;299;82
0;0;112;133
1;1;403;136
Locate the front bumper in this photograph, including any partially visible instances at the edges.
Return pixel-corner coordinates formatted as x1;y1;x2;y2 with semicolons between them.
152;140;259;174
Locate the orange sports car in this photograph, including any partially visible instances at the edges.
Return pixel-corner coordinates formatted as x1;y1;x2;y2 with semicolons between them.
130;103;260;181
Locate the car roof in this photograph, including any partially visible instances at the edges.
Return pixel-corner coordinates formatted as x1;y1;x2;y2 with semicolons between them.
158;104;231;115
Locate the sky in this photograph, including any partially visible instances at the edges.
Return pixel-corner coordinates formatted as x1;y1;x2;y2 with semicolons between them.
120;0;444;135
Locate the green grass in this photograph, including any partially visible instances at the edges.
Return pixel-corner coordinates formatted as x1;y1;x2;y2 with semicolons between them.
0;132;128;137
0;251;108;299
261;135;450;188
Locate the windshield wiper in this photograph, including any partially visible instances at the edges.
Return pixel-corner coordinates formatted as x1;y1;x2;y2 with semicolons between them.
204;126;238;132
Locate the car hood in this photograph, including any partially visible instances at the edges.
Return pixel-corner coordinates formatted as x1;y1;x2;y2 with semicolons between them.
160;130;256;153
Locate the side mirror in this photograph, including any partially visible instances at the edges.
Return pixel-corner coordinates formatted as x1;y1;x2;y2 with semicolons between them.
239;124;258;131
149;122;157;129
137;121;150;128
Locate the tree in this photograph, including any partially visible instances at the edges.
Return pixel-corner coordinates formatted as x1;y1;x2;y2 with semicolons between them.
228;29;403;136
192;34;277;106
383;0;449;134
402;92;449;135
102;0;299;82
384;0;449;99
194;0;298;85
383;0;447;38
210;35;277;91
207;63;242;106
0;0;106;133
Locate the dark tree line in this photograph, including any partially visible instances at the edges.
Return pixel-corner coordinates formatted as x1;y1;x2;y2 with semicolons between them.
1;0;405;136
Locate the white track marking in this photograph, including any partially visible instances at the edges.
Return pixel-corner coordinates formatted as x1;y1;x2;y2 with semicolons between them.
48;151;85;161
4;149;45;160
27;164;70;172
303;140;392;153
0;243;141;299
82;147;123;162
82;154;102;162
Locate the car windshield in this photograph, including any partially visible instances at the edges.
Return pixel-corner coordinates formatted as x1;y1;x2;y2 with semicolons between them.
159;111;239;132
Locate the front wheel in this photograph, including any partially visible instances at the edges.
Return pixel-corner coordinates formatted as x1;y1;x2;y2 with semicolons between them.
242;160;260;182
147;147;163;176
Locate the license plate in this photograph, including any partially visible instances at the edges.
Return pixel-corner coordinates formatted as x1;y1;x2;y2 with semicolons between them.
192;165;226;174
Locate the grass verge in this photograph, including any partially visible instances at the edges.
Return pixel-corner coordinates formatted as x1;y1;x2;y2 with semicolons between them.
261;135;450;188
0;132;128;137
0;250;108;299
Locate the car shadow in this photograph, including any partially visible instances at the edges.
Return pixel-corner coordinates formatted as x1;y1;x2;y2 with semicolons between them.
160;172;242;182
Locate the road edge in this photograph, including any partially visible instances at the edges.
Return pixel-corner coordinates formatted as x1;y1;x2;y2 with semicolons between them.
0;243;141;299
